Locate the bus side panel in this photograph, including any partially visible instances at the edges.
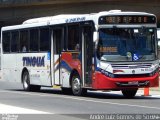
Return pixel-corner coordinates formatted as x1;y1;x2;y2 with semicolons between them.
60;52;72;88
16;53;52;86
61;67;71;88
2;54;18;82
60;52;82;88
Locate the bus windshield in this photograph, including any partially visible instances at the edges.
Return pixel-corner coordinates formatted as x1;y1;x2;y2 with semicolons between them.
97;28;156;62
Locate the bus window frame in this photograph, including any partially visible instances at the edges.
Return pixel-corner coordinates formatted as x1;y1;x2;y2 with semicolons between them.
2;31;11;53
11;30;20;53
39;26;51;52
29;28;39;52
20;29;29;53
66;23;80;52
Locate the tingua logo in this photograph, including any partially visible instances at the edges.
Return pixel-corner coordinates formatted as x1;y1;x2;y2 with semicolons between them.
23;56;45;67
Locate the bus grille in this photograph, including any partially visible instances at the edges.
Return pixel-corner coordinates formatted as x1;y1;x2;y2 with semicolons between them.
111;63;152;69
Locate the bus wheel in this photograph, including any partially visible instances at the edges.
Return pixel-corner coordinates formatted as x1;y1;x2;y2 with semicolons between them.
22;71;41;91
71;73;87;96
121;89;138;98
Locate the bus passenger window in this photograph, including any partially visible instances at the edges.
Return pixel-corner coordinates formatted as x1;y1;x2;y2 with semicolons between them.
30;29;39;51
67;25;79;51
40;28;50;51
3;32;10;52
53;29;63;54
20;30;29;52
11;31;19;52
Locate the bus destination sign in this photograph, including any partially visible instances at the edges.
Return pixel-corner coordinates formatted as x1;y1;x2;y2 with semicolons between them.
99;15;156;24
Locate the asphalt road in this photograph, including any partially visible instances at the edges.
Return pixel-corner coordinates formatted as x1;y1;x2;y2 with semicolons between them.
0;80;160;120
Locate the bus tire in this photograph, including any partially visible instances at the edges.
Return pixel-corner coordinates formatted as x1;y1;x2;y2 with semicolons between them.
71;73;87;96
121;89;138;98
22;71;41;91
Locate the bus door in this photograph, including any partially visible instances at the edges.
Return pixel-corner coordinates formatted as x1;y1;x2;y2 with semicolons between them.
52;28;63;85
81;23;93;87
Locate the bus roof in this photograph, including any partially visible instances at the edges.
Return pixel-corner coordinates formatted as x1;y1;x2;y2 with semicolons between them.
1;10;156;31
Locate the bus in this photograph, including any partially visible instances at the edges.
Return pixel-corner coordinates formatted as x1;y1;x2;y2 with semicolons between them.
1;10;159;98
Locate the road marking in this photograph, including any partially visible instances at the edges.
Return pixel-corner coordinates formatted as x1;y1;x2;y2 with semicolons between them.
0;103;51;114
0;90;160;110
138;94;160;98
91;90;160;98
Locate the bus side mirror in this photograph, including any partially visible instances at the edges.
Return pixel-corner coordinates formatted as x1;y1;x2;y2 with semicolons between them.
93;31;99;42
158;40;160;50
93;32;99;57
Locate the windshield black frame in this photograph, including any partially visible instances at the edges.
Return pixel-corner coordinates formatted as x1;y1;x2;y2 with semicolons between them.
97;27;157;62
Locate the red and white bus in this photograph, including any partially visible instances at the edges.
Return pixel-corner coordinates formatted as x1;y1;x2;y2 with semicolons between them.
1;10;159;98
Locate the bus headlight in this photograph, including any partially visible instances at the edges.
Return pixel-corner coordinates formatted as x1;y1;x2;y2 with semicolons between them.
149;68;159;77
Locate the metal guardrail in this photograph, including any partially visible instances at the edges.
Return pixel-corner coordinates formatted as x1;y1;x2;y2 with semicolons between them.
0;0;104;8
0;0;47;4
0;0;92;4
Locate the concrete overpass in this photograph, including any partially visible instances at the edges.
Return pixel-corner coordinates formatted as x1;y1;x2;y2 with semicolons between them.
0;0;160;28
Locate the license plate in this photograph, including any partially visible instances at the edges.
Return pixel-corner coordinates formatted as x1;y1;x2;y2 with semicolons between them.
128;81;138;85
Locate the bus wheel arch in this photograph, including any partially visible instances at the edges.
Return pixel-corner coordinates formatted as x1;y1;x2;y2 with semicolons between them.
69;69;79;87
70;69;87;96
21;68;41;91
61;70;78;95
21;68;29;83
